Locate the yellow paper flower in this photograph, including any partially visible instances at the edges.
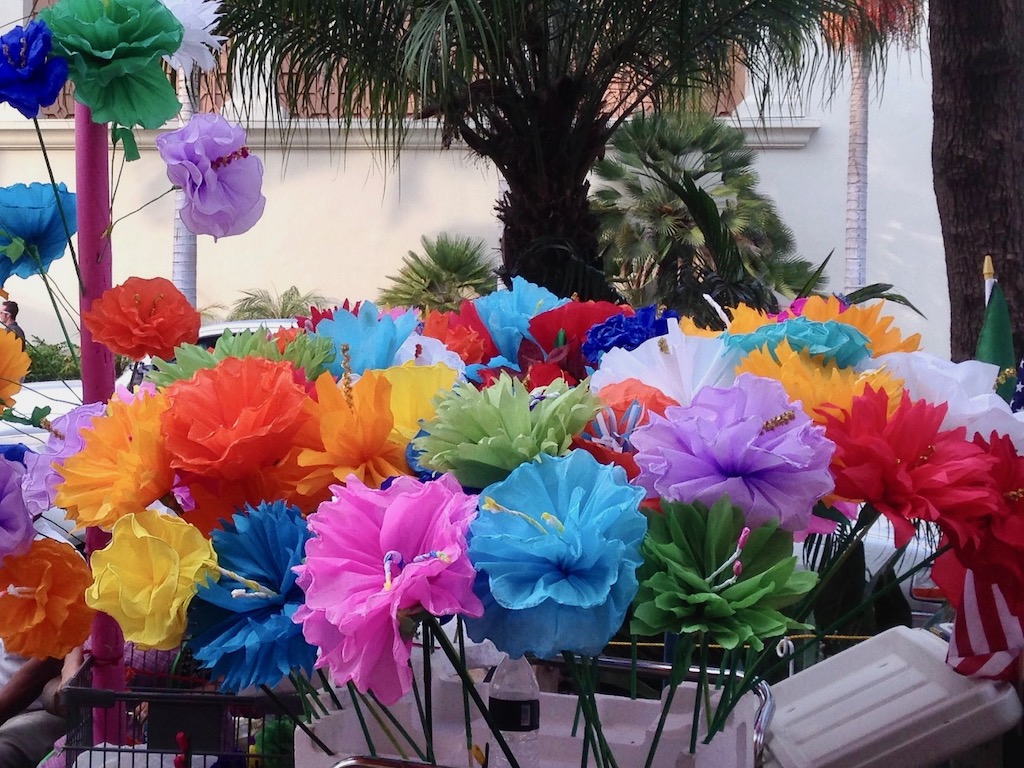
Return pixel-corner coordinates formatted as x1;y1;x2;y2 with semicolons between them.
677;316;721;338
295;371;412;499
789;295;921;356
736;340;904;424
0;329;30;407
55;390;175;530
378;362;459;443
727;305;775;334
86;509;217;651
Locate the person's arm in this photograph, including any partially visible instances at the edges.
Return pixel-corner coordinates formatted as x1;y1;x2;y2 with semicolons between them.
0;656;63;725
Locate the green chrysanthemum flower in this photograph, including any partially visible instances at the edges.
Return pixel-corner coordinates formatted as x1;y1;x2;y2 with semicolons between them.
631;496;817;650
413;373;600;489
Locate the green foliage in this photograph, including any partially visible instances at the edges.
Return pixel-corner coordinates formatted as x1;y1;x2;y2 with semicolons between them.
593;110;826;327
25;336;80;382
378;233;497;312
227;286;331;321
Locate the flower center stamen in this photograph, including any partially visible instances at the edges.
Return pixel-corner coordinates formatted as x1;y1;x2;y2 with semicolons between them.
761;410;796;433
211;146;250;170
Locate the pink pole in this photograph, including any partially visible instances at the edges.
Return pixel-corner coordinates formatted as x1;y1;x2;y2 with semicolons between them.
74;105;123;745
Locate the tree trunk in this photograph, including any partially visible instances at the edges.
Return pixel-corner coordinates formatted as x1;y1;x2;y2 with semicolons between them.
844;49;870;294
172;67;199;307
930;0;1024;361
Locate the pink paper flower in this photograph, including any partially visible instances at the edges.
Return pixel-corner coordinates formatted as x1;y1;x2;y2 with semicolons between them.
293;474;483;704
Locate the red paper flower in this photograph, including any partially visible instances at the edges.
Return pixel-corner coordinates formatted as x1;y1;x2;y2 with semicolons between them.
422;304;497;366
523;300;628;382
162;356;310;481
822;387;1001;549
83;276;201;360
0;538;94;658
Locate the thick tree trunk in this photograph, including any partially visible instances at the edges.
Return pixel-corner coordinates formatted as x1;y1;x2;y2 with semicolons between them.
930;0;1024;361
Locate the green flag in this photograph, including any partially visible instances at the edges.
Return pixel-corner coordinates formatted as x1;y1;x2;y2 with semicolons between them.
976;281;1017;403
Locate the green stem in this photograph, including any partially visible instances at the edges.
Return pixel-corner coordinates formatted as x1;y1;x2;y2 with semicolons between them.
422;625;435;764
689;636;709;755
32;118;82;287
317;670;343;711
644;635;691;768
362;691;413;760
103;186;176;237
455;618;474;759
347;682;376;757
562;654;604;768
31;252;79;372
367;690;427;762
260;684;334;756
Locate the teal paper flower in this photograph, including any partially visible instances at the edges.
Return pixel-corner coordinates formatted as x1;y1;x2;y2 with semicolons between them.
723;316;870;369
413;373;600;489
42;0;183;129
631;496;817;651
314;301;418;377
466;451;647;659
0;182;76;284
472;277;568;362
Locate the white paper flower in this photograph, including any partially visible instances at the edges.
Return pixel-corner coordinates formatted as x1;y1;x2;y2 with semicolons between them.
590;322;738;406
160;0;225;73
396;333;467;378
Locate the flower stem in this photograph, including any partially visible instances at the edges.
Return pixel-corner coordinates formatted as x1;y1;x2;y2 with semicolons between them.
30;251;80;372
366;690;427;762
455;618;474;760
32;117;81;286
346;683;376;756
103;186;176;237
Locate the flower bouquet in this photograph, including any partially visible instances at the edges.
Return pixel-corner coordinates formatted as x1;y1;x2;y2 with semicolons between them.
3;269;1023;768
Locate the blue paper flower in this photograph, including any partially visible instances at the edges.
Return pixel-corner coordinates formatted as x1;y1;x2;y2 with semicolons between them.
465;451;647;659
314;301;418;377
723;316;870;369
187;501;316;692
0;20;69;119
0;182;77;284
582;305;680;365
471;277;567;362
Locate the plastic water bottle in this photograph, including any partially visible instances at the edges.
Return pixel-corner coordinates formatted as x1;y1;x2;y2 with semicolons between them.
487;654;540;768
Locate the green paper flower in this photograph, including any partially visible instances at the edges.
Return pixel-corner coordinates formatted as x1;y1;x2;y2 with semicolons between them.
413;373;600;489
42;0;183;129
631;496;817;651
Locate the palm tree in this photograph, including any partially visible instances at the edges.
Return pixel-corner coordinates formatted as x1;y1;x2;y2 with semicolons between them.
592;110;824;322
378;233;497;312
218;0;867;301
227;286;332;320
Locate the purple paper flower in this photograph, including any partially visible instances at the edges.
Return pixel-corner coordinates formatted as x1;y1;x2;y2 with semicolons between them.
22;402;105;517
0;20;69;119
156;113;265;239
0;458;33;559
632;373;836;532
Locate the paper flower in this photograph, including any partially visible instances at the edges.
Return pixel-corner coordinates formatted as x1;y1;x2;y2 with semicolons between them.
156;113;265;238
783;295;921;356
293;371;411;500
87;509;217;650
294;474;482;705
465;451;646;659
414;373;599;489
188;501;316;692
422;307;497;366
471;277;567;362
631;496;816;651
582;305;678;364
159;0;224;73
395;333;466;377
378;362;459;444
524;300;627;382
822;386;1002;550
313;301;419;378
0;459;32;560
162;356;309;481
589;322;737;407
0;182;76;284
632;374;836;532
723;316;870;369
0;538;95;658
55;390;175;530
0;329;30;407
83;276;201;360
22;402;105;517
0;20;69;118
42;0;183;128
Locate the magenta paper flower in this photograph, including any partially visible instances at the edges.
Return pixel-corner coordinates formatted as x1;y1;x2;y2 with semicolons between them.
293;474;483;705
0;458;32;559
632;373;836;532
156;113;265;239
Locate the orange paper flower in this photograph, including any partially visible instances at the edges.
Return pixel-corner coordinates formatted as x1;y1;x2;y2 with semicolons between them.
83;276;201;360
162;356;310;481
56;390;175;530
0;328;29;407
0;538;94;658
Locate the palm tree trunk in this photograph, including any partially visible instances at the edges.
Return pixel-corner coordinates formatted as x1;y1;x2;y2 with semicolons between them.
844;49;870;294
172;67;199;307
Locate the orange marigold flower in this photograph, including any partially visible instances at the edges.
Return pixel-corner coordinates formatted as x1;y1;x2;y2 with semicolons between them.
0;328;29;407
83;276;201;360
56;390;175;530
736;340;904;424
0;538;94;658
789;295;921;356
295;370;411;498
162;356;310;481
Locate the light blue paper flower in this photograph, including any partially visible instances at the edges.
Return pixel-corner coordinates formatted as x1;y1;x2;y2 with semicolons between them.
187;501;315;692
0;182;76;284
723;316;870;369
314;301;418;377
465;451;647;659
471;277;567;362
